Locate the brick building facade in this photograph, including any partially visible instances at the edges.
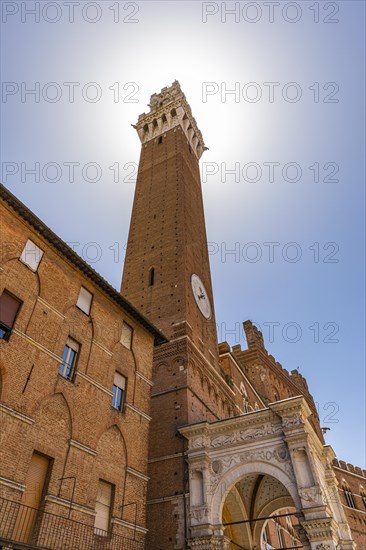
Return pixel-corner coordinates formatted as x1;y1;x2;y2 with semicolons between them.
0;184;166;549
121;82;363;550
0;81;364;550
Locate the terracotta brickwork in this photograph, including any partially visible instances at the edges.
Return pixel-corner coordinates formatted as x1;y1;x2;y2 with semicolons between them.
333;460;366;548
1;81;363;550
121;82;362;550
0;186;165;549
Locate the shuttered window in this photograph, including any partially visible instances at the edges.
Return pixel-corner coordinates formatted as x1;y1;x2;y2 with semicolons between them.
94;480;113;535
20;239;44;272
121;322;133;349
0;290;22;340
13;452;50;543
76;286;93;315
112;372;126;411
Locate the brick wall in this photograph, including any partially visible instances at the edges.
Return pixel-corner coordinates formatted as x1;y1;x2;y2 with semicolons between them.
0;196;158;546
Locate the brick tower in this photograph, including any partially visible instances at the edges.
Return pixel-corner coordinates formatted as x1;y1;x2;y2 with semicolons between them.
121;82;236;549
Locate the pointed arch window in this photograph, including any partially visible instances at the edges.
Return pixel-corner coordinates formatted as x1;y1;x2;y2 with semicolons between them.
360;486;366;509
342;480;355;508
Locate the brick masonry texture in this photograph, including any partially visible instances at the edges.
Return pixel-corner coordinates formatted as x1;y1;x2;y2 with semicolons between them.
0;193;162;547
1;81;364;550
120;85;364;548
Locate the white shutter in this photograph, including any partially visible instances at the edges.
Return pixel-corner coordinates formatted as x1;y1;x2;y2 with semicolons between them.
76;287;93;315
20;239;44;272
114;372;126;390
94;480;113;534
121;322;133;349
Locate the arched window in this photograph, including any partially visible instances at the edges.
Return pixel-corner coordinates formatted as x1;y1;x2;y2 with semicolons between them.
342;480;356;508
170;108;177;118
276;522;283;547
149;267;155;287
360;486;366;509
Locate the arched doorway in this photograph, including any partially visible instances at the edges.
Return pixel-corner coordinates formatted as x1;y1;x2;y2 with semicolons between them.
181;397;356;550
220;472;302;550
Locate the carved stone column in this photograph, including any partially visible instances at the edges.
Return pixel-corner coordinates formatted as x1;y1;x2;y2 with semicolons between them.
301;517;338;550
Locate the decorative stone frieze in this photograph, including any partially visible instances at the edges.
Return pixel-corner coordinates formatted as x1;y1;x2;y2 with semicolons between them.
188;535;231;549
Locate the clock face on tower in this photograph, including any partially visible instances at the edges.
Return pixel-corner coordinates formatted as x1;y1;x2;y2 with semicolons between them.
191;273;212;320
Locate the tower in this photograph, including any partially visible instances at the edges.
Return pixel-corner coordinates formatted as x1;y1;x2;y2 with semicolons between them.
121;82;236;549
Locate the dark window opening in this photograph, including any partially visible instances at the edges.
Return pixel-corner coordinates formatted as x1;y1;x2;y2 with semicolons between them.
158;136;163;144
149;267;155;287
0;290;22;341
344;489;355;508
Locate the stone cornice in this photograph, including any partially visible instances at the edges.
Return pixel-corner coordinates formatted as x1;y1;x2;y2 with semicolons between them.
111;517;148;534
69;439;97;457
0;402;35;425
45;494;96;516
0;476;26;492
134;81;207;160
126;466;149;482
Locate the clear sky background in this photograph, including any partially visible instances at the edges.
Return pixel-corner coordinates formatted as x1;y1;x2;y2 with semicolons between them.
1;1;365;467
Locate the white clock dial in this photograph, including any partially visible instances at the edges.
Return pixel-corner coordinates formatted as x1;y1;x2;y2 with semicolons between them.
191;274;212;320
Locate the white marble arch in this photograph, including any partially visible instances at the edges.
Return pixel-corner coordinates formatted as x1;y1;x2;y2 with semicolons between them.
211;461;301;528
180;396;356;550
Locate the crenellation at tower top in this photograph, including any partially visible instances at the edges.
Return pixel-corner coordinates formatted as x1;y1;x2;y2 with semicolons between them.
133;80;207;159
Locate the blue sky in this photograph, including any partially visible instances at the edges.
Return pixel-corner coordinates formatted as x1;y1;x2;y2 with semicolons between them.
1;1;365;467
